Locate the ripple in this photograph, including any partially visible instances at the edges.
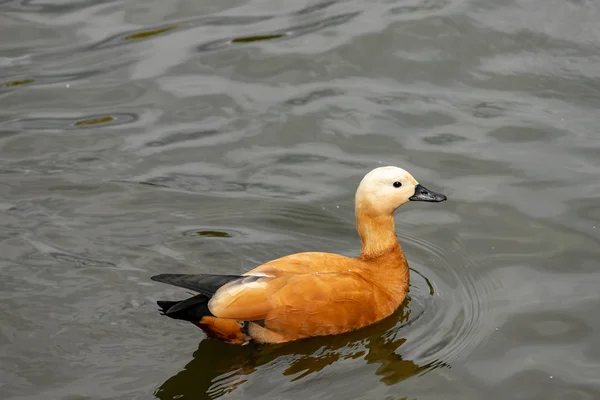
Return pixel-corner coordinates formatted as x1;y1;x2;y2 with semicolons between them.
117;156;352;201
146;130;221;147
422;132;468;145
284;88;345;107
25;237;117;269
5;113;138;131
174;224;300;246
395;228;493;366
188;230;233;238
87;25;180;50
86;16;273;51
390;0;452;16
196;12;359;52
488;125;567;143
472;101;509;119
0;0;116;14
0;69;110;93
49;252;116;269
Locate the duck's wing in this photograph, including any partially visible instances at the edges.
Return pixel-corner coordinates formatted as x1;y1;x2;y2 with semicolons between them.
207;272;287;320
205;253;366;321
210;270;388;337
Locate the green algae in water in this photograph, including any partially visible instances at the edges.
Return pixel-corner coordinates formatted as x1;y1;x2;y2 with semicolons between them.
3;79;35;87
75;116;114;126
193;231;232;238
125;27;177;40
231;34;285;43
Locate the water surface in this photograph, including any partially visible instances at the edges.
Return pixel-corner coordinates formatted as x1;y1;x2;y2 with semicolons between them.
1;0;600;399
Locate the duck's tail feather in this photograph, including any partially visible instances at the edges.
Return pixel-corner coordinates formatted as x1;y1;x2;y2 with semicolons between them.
152;273;250;325
156;295;212;323
151;273;244;297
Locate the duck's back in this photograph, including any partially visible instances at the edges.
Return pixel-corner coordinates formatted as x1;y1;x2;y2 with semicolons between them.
246;251;356;276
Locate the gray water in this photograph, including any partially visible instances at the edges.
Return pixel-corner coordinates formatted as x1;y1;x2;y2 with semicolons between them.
1;0;600;399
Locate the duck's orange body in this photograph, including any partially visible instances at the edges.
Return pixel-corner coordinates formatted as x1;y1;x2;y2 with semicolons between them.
152;166;446;344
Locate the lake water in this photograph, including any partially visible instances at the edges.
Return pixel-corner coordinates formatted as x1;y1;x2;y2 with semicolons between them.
1;0;599;399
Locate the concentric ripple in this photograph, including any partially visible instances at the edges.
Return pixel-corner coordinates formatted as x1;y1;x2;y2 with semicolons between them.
395;228;493;367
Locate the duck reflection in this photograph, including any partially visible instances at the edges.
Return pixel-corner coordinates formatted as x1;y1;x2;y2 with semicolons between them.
154;304;445;399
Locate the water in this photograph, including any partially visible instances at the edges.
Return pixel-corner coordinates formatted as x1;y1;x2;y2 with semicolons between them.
1;0;599;399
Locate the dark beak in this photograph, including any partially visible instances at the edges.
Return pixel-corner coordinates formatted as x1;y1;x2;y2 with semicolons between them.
409;184;447;202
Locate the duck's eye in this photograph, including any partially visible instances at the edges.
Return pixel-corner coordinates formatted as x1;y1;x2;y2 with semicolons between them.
393;181;402;188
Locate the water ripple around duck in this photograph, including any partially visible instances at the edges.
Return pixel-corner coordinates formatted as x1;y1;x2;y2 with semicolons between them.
397;229;492;368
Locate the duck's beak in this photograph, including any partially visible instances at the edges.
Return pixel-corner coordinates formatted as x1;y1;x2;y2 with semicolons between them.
409;184;447;202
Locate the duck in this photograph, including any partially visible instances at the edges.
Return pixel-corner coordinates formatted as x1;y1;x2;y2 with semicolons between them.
151;166;446;344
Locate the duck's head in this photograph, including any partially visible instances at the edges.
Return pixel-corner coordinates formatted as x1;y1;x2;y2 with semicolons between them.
355;166;446;215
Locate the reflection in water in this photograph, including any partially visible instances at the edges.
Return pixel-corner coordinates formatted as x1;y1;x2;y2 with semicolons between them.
154;306;446;399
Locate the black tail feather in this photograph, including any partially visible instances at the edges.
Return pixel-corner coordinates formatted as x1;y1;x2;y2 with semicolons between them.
157;300;180;314
151;273;243;297
156;295;212;323
152;273;251;324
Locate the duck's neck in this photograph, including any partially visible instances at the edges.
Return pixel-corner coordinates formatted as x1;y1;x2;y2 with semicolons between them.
355;206;401;259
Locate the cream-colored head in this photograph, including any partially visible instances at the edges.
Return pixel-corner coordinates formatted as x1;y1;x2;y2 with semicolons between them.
355;166;446;216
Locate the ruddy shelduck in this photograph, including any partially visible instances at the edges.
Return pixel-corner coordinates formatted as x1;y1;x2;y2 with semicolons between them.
152;166;447;344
